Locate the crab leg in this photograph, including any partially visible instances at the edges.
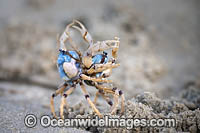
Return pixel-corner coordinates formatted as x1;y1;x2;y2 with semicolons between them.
93;91;99;105
94;84;125;115
72;20;93;45
50;82;68;119
59;21;82;56
59;22;73;51
86;37;120;59
93;90;113;107
80;74;112;83
94;84;118;114
79;82;103;118
60;86;75;119
112;37;120;60
111;89;119;115
87;62;120;74
110;87;125;115
120;91;125;114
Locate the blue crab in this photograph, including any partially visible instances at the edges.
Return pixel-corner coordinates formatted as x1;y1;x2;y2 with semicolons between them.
50;20;125;119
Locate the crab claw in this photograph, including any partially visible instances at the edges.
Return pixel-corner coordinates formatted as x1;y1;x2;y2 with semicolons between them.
72;20;93;45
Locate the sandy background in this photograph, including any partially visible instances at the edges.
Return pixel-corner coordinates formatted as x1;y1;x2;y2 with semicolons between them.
0;0;200;132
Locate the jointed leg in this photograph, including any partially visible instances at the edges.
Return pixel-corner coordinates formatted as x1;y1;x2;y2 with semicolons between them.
93;89;113;107
67;33;82;57
94;84;118;114
93;91;99;105
111;88;119;115
59;22;74;51
60;86;75;119
72;20;93;45
94;84;115;95
101;68;112;78
95;84;125;115
59;21;82;56
112;37;120;60
86;37;120;57
50;82;68;119
120;91;125;114
111;87;125;114
87;62;120;74
79;82;103;118
101;92;113;106
80;74;112;83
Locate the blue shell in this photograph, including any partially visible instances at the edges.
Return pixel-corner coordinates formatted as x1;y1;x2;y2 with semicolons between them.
57;50;108;81
57;50;80;80
92;54;108;77
92;54;108;64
